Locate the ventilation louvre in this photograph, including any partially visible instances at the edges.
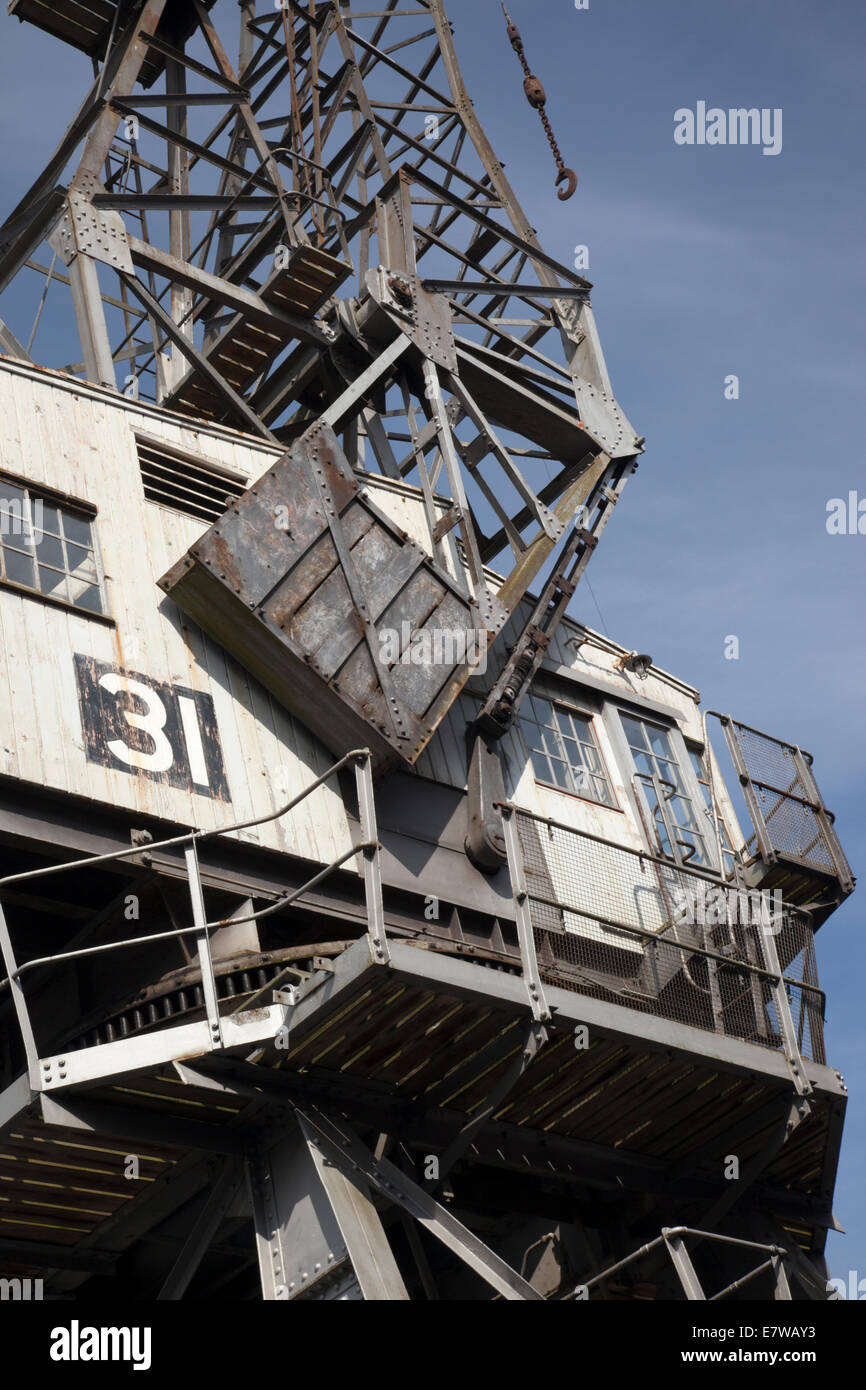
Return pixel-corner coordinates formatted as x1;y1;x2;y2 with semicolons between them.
137;437;249;524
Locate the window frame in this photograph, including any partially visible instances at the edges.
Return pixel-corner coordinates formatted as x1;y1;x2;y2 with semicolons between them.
605;704;721;872
0;472;111;623
516;687;619;810
686;741;738;875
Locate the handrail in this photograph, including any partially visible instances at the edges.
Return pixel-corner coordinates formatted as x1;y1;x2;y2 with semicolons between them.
0;747;371;893
500;802;826;1075
0;749;385;1088
520;882;825;1006
563;1225;792;1302
503;801;784;892
505;804;823;995
0;843;375;987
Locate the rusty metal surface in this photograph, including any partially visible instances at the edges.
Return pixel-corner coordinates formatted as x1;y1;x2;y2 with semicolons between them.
161;423;507;775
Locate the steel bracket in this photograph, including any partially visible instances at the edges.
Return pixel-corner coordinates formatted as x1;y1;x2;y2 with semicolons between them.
366;264;458;372
50;174;134;273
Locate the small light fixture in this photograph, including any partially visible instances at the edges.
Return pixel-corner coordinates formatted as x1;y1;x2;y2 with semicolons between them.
615;651;653;681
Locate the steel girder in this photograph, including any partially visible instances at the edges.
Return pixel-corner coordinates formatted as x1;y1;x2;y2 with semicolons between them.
0;0;642;609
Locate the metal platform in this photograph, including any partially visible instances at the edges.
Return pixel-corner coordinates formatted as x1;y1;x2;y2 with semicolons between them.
0;935;845;1296
9;0;217;89
168;247;352;425
0;752;845;1297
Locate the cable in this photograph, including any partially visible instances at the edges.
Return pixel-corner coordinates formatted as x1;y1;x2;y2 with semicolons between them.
585;577;610;637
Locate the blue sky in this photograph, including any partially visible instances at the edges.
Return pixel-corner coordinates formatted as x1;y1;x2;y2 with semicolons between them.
457;0;866;1282
1;0;863;1283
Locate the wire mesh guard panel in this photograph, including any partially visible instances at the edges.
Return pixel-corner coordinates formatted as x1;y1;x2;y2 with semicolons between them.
733;724;836;873
515;813;824;1062
774;913;826;1066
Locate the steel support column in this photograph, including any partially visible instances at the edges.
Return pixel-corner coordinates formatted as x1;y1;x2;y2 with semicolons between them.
248;1112;407;1300
297;1106;543;1300
157;1157;245;1300
500;805;551;1022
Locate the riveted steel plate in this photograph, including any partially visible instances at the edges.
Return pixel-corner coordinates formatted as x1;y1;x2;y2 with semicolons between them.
160;424;506;775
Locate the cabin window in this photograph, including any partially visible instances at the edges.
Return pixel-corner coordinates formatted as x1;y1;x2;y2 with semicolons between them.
518;694;616;807
0;480;106;616
688;745;737;874
620;714;712;868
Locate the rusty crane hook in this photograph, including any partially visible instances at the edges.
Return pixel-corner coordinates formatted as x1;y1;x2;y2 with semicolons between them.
502;3;578;202
556;167;579;201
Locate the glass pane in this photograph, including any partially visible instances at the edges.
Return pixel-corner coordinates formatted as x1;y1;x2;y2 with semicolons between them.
562;735;583;764
555;706;572;735
669;795;699;830
593;777;614;806
38;566;68;602
647;724;673;758
36;534;64;570
549;759;570;790
0;484;28;539
621;716;644;749
0;536;32;556
39;503;62;538
651;812;672;856
529;696;548;724
518;715;536;745
582;744;602;774
679;831;710;867
530;750;550;782
540;729;560;760
0;482;26;513
633;751;653;778
72;582;103;616
66;543;97;583
62;511;93;547
2;545;35;587
656;758;686;792
572;715;592;741
689;748;706;781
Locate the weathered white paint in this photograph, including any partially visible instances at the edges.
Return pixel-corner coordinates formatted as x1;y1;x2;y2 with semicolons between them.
0;361;350;864
0;358;745;888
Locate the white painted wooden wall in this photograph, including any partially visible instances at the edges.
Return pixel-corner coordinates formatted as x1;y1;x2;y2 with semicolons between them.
0;359;743;879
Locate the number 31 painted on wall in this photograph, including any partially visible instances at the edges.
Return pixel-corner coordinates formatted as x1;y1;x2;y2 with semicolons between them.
74;654;231;802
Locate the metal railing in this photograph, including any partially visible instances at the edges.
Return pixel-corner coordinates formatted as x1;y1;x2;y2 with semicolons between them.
709;713;855;894
563;1226;796;1302
0;749;385;1090
0;753;829;1096
502;805;825;1072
